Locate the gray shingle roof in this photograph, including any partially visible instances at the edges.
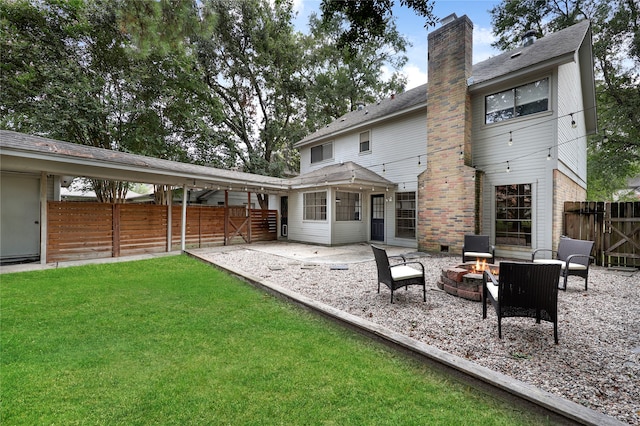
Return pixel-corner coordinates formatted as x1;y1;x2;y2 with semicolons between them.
0;130;288;190
289;161;394;188
470;19;591;86
1;130;392;191
295;20;591;148
294;83;428;148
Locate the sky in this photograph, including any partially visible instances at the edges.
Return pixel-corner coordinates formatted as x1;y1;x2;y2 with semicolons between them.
292;0;502;89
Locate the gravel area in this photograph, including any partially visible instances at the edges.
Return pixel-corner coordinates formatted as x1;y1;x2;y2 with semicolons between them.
198;245;640;425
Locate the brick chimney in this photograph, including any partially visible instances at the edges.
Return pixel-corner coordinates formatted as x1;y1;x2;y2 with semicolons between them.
418;14;477;254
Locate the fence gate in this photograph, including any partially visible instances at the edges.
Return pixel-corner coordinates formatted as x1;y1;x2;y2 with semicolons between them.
564;201;640;267
225;206;251;245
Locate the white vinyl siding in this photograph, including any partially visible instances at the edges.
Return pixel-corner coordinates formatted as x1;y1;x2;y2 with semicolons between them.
472;73;557;258
299;110;426;184
557;62;587;187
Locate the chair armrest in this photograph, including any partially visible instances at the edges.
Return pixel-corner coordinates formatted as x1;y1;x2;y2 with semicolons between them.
390;261;425;273
532;248;555;261
388;254;406;263
565;253;595;266
484;269;498;286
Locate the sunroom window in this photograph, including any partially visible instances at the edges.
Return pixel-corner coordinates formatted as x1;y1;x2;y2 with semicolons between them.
335;191;361;221
303;191;327;221
495;184;532;246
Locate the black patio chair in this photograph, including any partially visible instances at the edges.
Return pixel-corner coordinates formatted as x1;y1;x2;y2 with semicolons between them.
532;236;595;291
462;235;495;264
371;245;426;303
483;262;562;343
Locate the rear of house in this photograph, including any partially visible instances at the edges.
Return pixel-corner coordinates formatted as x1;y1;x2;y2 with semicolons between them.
288;15;596;259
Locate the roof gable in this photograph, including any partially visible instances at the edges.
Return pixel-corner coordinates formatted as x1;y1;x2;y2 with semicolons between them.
294;83;427;148
470;20;591;88
295;21;593;148
289;161;393;189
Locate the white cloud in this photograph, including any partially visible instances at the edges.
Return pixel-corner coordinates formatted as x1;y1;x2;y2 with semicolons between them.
473;26;499;63
403;64;428;89
292;0;305;15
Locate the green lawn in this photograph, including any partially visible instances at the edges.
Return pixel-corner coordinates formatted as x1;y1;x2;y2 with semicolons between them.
1;255;549;425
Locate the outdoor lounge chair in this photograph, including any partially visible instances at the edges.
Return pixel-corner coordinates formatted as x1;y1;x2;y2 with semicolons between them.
371;245;426;303
531;236;595;291
462;234;495;264
483;262;562;343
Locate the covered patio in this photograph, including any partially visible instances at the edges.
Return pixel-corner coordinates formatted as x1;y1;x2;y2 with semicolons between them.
1;131;396;264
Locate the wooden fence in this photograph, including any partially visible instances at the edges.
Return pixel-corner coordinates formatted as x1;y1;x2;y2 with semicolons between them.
47;202;277;263
564;201;640;267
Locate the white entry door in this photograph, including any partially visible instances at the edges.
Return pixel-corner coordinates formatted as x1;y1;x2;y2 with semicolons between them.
1;173;41;262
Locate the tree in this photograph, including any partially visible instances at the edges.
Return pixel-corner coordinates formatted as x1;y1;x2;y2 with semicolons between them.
2;0;419;206
0;0;221;202
319;0;437;53
192;0;308;208
489;0;640;200
301;11;408;130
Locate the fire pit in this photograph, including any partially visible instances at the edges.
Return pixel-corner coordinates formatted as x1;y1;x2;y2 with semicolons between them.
437;259;499;302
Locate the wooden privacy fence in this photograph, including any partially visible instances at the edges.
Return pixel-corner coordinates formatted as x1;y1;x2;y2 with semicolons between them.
564;201;640;267
47;202;277;263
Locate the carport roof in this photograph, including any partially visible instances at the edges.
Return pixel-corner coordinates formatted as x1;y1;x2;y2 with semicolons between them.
0;130;289;193
0;131;393;193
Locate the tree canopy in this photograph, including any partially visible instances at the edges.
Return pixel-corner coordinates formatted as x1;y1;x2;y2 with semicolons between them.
0;0;417;205
319;0;436;53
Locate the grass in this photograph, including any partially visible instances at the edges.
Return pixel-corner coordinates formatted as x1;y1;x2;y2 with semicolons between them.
1;255;550;425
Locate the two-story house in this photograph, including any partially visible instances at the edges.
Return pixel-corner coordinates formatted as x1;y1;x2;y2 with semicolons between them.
288;14;596;259
0;14;596;263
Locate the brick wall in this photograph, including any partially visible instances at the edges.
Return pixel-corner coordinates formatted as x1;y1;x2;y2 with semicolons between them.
553;169;587;250
418;15;477;253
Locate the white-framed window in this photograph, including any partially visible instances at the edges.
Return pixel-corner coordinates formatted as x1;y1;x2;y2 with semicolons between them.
495;184;532;247
303;191;327;220
310;142;333;164
485;77;549;124
335;191;361;221
359;131;370;153
395;192;416;239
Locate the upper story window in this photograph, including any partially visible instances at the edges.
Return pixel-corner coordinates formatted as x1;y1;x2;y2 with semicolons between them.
485;77;549;124
311;142;333;164
303;191;327;221
359;131;370;153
